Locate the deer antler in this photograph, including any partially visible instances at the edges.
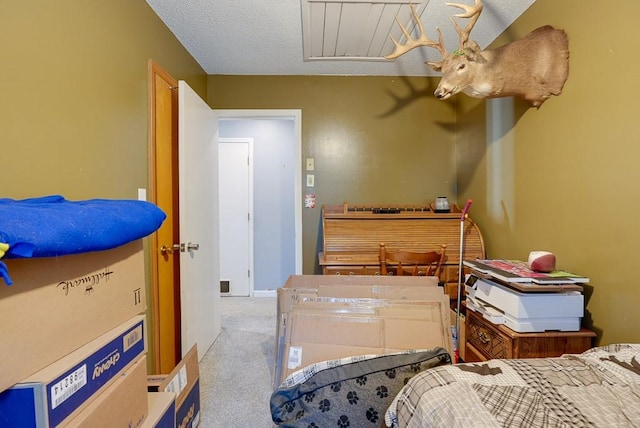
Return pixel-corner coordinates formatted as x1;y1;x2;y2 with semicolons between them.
446;0;483;49
385;3;447;65
384;0;569;107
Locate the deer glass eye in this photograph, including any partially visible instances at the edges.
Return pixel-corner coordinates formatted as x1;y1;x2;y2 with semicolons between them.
457;63;466;71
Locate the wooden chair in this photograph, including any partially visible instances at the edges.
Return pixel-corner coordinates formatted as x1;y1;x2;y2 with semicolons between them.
379;243;447;277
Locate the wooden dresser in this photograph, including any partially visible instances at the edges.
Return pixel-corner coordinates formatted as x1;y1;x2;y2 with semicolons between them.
318;202;486;298
464;309;596;362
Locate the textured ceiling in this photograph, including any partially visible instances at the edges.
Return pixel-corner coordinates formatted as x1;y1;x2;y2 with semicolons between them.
145;0;535;77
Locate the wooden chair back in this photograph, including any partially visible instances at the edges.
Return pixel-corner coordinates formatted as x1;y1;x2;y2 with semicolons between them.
379;243;447;277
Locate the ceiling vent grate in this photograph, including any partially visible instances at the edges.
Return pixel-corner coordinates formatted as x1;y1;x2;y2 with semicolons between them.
301;0;428;62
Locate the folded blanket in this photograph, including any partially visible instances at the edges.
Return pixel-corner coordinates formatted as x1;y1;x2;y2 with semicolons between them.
0;195;166;285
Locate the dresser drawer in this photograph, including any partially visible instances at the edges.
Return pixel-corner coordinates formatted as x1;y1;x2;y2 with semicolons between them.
466;310;512;359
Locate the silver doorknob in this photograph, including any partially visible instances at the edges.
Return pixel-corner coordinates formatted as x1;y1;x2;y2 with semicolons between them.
160;244;181;255
186;242;200;251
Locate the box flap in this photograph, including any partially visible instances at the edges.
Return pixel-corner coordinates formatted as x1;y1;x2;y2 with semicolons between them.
158;344;199;408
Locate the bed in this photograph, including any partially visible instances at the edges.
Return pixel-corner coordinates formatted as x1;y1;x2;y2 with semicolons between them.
271;348;452;427
271;344;640;427
385;343;640;427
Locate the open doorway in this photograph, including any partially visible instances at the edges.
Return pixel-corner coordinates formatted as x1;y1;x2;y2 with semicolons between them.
216;110;303;295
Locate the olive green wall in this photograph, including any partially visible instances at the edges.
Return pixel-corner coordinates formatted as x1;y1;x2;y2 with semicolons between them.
457;0;640;345
3;0;636;348
2;0;207;200
209;1;640;346
207;75;457;274
1;0;208;373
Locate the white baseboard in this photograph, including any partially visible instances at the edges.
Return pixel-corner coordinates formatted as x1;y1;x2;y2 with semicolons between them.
253;289;277;298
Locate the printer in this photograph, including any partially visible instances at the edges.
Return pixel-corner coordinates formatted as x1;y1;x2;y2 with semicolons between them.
465;274;584;332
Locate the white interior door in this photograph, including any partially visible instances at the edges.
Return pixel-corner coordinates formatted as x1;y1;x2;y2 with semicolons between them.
178;80;220;358
219;138;253;297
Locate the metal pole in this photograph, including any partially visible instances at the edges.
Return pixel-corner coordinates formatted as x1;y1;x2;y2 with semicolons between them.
455;199;472;363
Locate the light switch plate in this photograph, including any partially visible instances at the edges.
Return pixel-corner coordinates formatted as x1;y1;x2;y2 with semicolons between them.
306;158;315;171
306;174;315;187
137;188;147;201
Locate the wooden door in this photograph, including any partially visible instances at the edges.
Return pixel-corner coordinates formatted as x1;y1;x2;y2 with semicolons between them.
148;60;181;373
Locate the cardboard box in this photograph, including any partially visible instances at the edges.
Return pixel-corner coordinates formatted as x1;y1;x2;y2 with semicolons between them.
64;355;148;428
278;298;452;384
0;240;146;393
294;298;447;319
288;300;452;348
152;345;200;428
277;274;443;323
0;315;146;427
282;275;442;289
275;276;443;364
277;275;443;337
142;392;176;428
274;275;451;387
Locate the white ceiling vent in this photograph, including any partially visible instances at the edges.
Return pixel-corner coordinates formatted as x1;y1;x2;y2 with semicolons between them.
301;0;428;62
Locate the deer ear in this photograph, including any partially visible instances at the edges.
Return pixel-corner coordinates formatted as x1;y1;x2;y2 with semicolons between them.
462;41;481;59
426;61;443;72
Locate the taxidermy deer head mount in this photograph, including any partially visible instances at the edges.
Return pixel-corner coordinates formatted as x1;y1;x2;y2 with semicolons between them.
385;0;569;108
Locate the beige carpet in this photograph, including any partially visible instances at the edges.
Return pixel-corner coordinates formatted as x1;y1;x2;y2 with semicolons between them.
199;296;278;427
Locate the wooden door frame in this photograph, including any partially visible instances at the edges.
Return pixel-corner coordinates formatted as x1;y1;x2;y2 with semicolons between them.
148;60;181;373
